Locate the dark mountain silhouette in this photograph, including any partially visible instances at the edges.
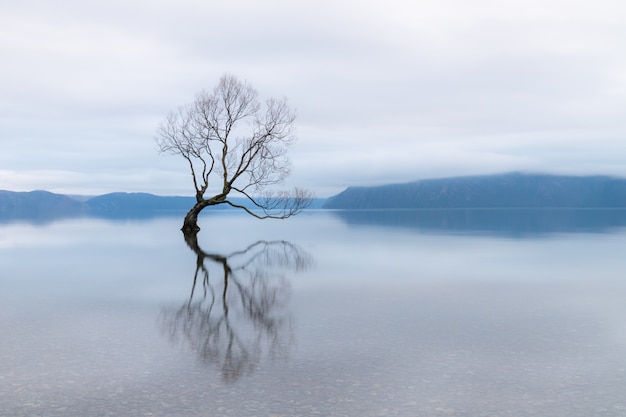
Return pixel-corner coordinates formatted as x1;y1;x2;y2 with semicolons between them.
0;190;86;222
323;173;626;209
3;173;625;224
85;193;197;219
0;190;326;222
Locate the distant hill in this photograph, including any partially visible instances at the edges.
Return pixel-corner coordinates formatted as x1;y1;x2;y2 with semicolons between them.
323;173;626;209
85;193;197;219
85;193;327;217
0;190;86;221
0;190;326;222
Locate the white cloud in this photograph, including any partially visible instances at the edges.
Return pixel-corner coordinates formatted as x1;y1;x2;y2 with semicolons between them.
2;0;626;197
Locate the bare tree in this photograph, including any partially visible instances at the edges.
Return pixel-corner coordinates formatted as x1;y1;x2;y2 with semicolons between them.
156;74;313;233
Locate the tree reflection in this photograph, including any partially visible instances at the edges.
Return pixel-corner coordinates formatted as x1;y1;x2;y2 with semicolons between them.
160;231;312;383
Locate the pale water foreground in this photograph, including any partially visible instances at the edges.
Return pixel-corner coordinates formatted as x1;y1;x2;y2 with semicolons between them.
1;209;626;416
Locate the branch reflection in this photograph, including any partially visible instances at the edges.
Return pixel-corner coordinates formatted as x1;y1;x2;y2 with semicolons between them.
160;231;312;383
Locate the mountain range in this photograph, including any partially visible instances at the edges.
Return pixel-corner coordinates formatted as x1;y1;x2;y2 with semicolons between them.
2;173;626;223
0;190;326;222
0;190;191;222
322;173;626;209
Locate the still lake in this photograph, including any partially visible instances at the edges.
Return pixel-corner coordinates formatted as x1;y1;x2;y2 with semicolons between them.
2;209;626;416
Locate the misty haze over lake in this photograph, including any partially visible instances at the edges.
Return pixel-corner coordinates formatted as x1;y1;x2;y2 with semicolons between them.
2;210;626;416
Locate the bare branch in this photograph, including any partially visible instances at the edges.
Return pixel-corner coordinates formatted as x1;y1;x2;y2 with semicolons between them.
227;187;313;219
154;73;311;232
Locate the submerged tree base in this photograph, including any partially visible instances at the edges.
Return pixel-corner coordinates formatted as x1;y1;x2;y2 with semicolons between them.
181;204;203;233
181;223;201;233
180;198;227;233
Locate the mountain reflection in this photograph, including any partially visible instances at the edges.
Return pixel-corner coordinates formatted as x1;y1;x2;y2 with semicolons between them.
160;231;312;383
331;208;626;237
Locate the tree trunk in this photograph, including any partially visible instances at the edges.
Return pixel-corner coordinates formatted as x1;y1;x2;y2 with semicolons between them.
182;203;203;233
182;198;227;233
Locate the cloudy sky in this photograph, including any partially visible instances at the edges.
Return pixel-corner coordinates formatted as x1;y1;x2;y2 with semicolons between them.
2;0;626;197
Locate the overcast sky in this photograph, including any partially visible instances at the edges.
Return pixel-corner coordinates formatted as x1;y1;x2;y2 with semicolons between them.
2;0;626;197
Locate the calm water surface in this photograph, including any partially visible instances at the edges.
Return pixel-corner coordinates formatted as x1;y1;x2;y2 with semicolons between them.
1;210;626;416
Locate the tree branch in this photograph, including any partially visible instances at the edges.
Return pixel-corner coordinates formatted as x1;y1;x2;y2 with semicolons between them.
155;73;311;231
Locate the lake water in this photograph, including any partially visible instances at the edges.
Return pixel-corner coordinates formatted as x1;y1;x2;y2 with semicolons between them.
2;209;626;416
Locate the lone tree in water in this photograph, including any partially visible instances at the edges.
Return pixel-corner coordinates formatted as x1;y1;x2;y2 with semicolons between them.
156;74;312;233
